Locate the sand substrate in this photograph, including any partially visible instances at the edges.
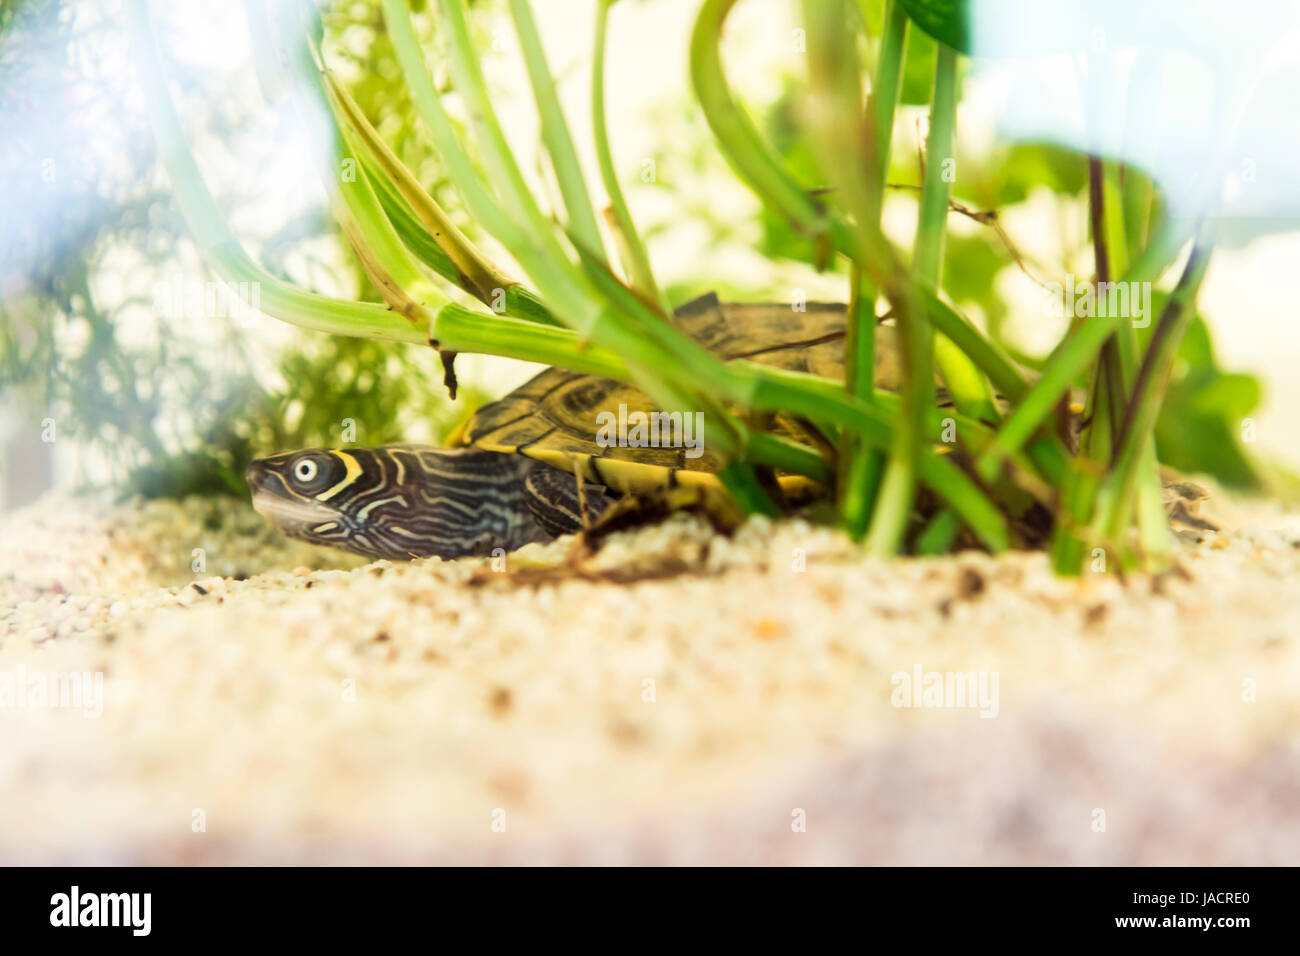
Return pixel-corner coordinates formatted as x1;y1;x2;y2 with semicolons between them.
1;490;1298;864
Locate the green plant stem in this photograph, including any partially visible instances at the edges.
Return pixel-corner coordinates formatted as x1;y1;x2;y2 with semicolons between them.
870;0;908;195
717;462;782;516
381;0;520;245
325;71;517;307
916;285;1029;401
507;0;608;263
429;0;710;407
976;313;1123;481
802;0;914;552
1101;160;1167;565
696;0;1013;547
436;0;582;308
427;301;627;376
1051;160;1175;573
1043;220;1197;574
691;0;847;252
690;0;1024;405
592;0;665;308
818;0;907;541
390;0;617;354
357;150;456;285
738;365;1007;550
330;127;438;321
916;44;998;425
867;38;977;555
357;150;556;325
842;0;904;546
973;215;1189;490
1093;231;1213;545
1052;156;1120;571
841;265;883;538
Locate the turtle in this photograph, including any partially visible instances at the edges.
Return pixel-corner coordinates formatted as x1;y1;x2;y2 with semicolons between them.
247;293;888;560
246;292;1217;561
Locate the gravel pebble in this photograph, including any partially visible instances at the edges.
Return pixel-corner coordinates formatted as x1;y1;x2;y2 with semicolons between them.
0;486;1297;864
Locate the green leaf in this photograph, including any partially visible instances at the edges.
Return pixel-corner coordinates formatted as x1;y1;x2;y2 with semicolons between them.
897;0;970;54
1189;373;1260;422
1134;299;1263;488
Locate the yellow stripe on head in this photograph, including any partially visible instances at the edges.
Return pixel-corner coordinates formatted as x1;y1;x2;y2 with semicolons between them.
316;450;363;501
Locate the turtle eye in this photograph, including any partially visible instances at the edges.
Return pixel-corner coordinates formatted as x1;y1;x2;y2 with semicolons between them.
292;457;319;484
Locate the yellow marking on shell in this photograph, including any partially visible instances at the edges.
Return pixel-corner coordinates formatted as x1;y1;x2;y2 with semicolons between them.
477;441;705;496
445;417;474;448
777;475;822;499
473;439;823;499
316;450;363;502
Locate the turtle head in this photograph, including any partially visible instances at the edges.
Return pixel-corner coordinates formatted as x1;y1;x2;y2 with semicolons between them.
246;448;364;551
250;447;561;564
246;445;545;560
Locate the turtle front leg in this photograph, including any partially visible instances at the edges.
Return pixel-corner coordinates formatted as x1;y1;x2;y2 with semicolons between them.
520;461;613;539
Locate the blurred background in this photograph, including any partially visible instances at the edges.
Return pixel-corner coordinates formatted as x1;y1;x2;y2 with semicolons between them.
2;0;1294;515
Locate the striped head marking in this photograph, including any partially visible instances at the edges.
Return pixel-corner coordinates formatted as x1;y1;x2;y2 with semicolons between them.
247;445;553;561
247;447;405;557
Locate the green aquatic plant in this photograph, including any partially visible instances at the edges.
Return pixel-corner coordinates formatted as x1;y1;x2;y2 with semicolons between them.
121;0;1271;572
0;0;484;501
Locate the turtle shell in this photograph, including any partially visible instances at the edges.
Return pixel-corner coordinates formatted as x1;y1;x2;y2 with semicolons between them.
452;293;899;495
